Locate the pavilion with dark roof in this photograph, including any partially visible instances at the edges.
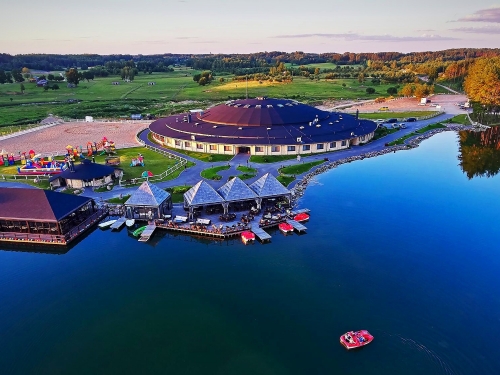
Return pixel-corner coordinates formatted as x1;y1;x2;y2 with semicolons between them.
149;97;377;156
124;181;172;220
183;180;225;220
49;159;122;189
0;187;106;245
217;176;258;211
249;173;291;208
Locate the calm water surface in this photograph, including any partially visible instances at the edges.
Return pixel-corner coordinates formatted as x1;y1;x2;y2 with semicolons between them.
1;131;500;375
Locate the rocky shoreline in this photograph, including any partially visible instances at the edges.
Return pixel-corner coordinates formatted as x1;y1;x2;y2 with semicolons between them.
291;125;473;206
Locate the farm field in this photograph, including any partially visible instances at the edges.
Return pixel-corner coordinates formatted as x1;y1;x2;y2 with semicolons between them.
0;67;397;126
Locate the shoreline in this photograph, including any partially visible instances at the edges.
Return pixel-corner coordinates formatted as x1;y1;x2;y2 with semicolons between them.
290;125;472;206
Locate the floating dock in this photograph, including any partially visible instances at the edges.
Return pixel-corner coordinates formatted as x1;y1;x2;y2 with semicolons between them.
290;208;310;215
286;219;307;232
110;217;127;230
251;227;272;242
138;224;157;242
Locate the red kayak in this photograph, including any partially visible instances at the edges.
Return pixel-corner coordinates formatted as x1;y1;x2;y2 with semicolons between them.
340;330;374;350
278;222;294;234
294;213;310;222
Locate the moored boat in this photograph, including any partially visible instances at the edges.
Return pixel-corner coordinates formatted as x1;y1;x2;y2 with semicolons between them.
241;231;255;244
125;219;135;228
98;219;117;229
340;330;374;350
294;213;310;222
132;225;147;237
278;222;294;234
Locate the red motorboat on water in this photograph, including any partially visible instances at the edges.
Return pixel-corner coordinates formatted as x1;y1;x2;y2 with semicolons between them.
241;231;255;245
294;213;310;222
340;330;374;350
278;222;294;234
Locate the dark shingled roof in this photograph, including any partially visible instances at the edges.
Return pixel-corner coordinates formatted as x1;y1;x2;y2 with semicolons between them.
125;181;171;207
49;159;116;182
217;177;258;202
249;173;291;198
149;98;377;146
0;187;93;222
184;181;224;206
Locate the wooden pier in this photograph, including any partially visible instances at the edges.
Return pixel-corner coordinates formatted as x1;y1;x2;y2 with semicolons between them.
110;217;127;230
291;208;310;215
155;223;247;239
251;227;272;242
138;224;157;242
286;219;307;233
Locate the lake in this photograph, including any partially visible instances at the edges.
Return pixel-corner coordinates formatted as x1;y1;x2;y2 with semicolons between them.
1;131;499;375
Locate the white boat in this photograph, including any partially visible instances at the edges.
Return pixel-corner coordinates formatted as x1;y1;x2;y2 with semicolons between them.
98;219;117;229
125;219;135;227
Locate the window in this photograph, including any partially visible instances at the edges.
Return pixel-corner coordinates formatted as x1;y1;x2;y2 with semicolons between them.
287;146;296;152
271;146;280;152
197;143;203;149
174;140;181;146
224;146;232;152
317;144;324;150
360;135;365;141
210;145;217;151
184;141;191;148
255;146;264;152
341;140;347;146
302;145;310;151
329;142;336;148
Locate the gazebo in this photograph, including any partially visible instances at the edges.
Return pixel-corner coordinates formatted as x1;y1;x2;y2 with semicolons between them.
124;181;172;220
249;173;292;208
183;180;225;220
217;177;258;212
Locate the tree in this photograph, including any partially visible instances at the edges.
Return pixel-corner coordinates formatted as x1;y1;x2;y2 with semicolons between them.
358;72;365;83
198;77;208;86
48;74;55;81
464;57;500;107
0;70;6;84
193;74;201;82
52;84;60;90
314;67;320;75
20;83;25;93
387;87;398;95
21;67;30;79
400;84;414;97
219;77;225;83
366;87;376;94
11;69;24;82
66;68;79;86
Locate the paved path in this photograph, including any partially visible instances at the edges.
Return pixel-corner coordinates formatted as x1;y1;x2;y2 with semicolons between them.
1;112;459;200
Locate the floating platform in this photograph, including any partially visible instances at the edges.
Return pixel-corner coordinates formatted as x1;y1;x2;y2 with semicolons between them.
138;224;157;242
110;217;127;230
252;227;272;242
286;219;307;232
290;208;310;215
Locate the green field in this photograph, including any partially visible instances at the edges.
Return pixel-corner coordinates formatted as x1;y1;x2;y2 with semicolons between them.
277;174;295;187
388;123;446;145
279;161;324;175
200;165;230;180
165;185;192;203
447;114;471;125
0;68;399;126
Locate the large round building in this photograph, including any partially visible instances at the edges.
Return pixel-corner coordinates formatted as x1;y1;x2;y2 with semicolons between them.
149;98;377;156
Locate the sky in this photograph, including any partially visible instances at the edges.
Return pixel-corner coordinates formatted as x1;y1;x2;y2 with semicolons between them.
1;0;499;55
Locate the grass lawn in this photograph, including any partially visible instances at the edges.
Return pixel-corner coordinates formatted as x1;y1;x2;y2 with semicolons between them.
447;114;471;125
279;161;324;175
373;127;399;140
106;195;131;204
277;175;295;187
250;155;299;163
358;111;437;120
200;165;230;180
227;166;257;180
165;185;192;203
387;123;446;146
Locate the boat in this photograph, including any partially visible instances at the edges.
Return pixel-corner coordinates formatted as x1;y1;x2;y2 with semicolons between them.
278;222;294;234
294;212;310;222
125;219;135;228
241;231;255;244
340;330;374;350
98;219;117;229
132;225;147;237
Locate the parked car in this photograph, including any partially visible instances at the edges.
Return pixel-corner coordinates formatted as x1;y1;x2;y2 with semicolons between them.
379;106;389;111
386;118;398;123
392;123;400;129
405;117;417;122
399;123;407;129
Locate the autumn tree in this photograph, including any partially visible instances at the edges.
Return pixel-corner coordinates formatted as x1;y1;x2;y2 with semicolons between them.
66;68;79;86
464;57;500;107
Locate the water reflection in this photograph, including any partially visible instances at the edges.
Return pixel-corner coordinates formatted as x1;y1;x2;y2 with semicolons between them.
459;127;500;179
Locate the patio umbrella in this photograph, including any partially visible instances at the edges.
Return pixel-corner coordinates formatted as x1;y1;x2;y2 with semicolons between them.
141;171;154;178
0;149;7;155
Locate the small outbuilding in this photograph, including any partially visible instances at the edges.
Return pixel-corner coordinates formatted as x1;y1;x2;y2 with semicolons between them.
49;159;122;189
124;181;172;220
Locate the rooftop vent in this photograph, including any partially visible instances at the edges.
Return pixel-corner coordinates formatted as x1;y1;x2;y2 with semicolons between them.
238;127;242;130
213;125;218;128
299;126;304;129
234;104;241;107
256;105;261;108
243;104;251;108
329;122;333;125
316;124;321;128
277;104;284;107
267;127;271;130
267;105;273;108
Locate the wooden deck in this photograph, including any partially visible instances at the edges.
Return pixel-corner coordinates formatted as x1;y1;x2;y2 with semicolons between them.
110;217;127;230
138;225;157;242
286;219;307;232
252;227;272;242
291;208;310;215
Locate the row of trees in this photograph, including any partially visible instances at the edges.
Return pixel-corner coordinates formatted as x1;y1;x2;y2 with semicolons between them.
399;83;435;98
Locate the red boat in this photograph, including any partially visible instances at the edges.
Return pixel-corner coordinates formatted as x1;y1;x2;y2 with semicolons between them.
241;231;255;244
340;330;374;350
278;222;294;234
294;213;310;222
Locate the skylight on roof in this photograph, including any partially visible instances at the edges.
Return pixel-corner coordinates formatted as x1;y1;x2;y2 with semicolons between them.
267;105;273;108
256;105;261;108
277;104;284;107
244;105;251;108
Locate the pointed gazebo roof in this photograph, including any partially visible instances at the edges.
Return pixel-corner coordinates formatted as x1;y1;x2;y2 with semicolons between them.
184;180;224;206
217;177;258;202
249;173;290;198
125;181;171;207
